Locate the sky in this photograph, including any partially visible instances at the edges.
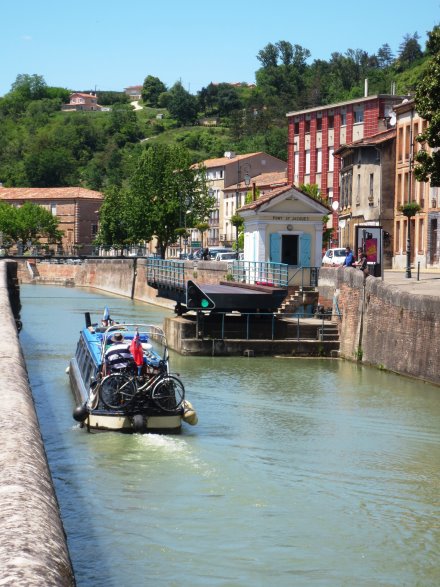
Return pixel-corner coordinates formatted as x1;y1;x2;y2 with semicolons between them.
1;0;439;97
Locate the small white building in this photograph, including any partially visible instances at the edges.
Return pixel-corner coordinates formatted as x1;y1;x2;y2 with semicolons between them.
239;185;330;282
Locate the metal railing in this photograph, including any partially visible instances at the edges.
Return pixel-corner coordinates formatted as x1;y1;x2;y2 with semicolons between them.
228;261;288;288
197;311;338;341
287;266;320;289
146;259;186;289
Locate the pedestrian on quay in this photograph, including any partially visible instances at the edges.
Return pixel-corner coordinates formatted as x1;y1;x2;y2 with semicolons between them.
343;246;355;267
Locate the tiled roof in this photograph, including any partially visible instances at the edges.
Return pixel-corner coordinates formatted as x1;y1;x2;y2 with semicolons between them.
224;171;288;192
334;128;396;154
239;184;331;212
196;152;264;169
0;187;104;200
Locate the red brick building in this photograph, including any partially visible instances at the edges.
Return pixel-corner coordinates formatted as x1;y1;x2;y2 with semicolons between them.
0;187;103;254
286;92;405;243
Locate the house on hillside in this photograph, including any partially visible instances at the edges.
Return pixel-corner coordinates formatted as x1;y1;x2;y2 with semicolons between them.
124;86;143;101
62;92;101;112
0;187;103;255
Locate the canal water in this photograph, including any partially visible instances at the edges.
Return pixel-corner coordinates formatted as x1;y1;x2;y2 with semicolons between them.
19;285;440;587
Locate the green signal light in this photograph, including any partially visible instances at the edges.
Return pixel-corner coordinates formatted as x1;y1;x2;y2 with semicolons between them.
201;299;209;308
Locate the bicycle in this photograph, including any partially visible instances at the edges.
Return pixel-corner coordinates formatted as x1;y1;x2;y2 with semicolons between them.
98;360;185;413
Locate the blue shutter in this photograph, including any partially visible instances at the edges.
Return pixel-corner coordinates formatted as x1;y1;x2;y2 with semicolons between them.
299;233;311;267
269;233;281;263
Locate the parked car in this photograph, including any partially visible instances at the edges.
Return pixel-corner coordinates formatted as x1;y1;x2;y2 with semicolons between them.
208;247;234;260
215;252;238;261
322;248;347;266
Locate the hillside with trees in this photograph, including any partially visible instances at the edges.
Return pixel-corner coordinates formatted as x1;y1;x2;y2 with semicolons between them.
0;29;436;194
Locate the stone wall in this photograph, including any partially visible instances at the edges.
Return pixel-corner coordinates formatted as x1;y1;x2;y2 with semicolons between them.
0;261;75;586
319;266;440;385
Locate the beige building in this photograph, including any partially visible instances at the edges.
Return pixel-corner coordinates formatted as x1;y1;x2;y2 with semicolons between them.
393;99;440;269
197;151;287;248
334;128;396;267
0;187;103;254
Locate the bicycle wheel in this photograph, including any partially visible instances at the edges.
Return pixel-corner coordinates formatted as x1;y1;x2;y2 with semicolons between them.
151;375;185;412
99;373;137;410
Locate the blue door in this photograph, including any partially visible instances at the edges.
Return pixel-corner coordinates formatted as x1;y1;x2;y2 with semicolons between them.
299;233;311;266
270;233;281;263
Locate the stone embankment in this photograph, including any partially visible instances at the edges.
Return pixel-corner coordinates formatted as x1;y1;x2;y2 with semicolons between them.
0;261;75;586
319;267;440;386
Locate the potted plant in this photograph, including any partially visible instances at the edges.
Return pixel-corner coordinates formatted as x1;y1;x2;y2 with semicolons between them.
400;202;421;217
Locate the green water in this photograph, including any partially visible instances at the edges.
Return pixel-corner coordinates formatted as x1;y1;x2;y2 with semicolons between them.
19;285;440;587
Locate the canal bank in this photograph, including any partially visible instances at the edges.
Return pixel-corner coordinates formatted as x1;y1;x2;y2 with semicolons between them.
0;261;75;586
15;257;440;385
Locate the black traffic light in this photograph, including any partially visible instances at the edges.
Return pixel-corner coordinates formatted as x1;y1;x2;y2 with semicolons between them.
186;280;215;310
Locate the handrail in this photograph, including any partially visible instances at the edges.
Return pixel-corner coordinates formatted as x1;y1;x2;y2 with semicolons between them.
287;266;320;289
229;261;288;288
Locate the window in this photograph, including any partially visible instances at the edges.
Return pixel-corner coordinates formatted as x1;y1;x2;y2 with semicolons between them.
328;147;334;172
418;219;424;253
281;235;298;265
305;120;311;133
50;203;57;216
340;111;347;126
328;115;334;129
316;148;322;173
369;173;374;198
354;108;364;123
305;150;311;174
294;121;299;134
316;117;322;131
91;224;98;237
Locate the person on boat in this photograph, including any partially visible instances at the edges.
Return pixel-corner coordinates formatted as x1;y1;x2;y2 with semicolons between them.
103;332;134;374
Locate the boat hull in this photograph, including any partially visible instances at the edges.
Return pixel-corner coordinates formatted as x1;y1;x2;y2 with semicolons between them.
69;357;185;434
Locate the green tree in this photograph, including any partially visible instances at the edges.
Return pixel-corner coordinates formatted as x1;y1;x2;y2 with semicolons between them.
397;33;423;70
0;201;62;250
128;144;213;257
414;26;440;186
141;75;167;107
167;82;198;125
95;186;132;251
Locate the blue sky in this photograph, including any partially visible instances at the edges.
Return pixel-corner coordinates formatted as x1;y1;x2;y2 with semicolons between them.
1;0;439;97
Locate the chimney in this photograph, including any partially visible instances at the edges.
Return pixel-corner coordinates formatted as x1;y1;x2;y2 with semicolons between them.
364;78;368;97
252;182;257;201
224;151;236;159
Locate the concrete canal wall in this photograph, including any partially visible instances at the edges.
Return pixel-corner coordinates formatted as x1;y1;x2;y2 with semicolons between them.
0;261;75;586
319;267;440;386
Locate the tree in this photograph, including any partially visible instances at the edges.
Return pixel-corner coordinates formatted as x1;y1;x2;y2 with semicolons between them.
397;33;423;70
141;75;167;107
414;26;440;186
95;186;133;251
167;82;198;126
377;43;394;68
128;144;214;258
0;201;62;251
